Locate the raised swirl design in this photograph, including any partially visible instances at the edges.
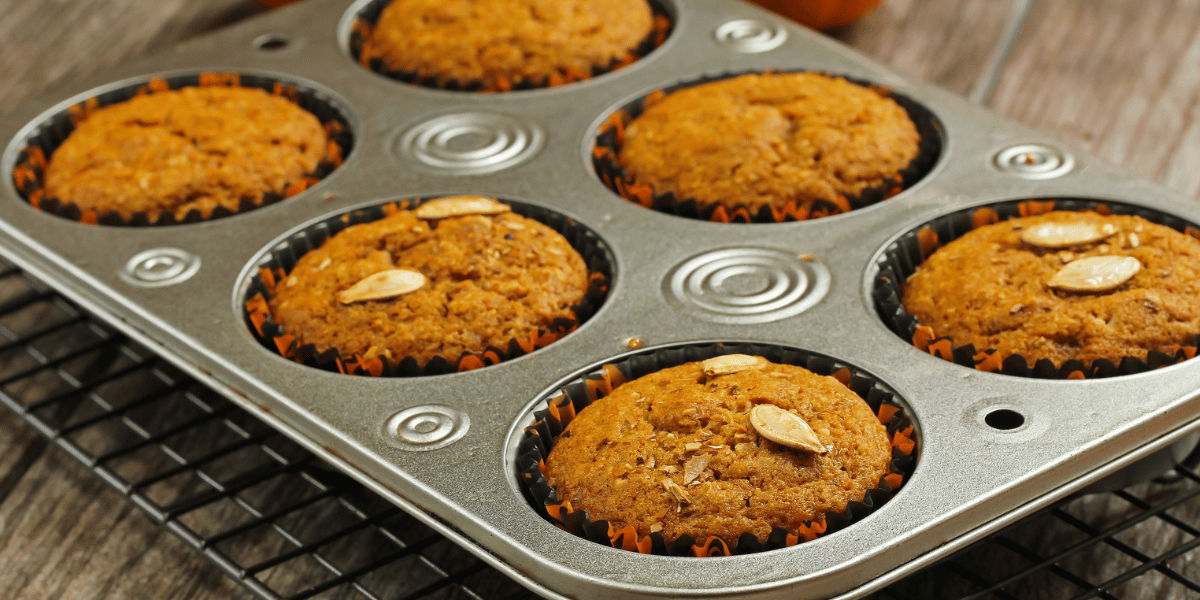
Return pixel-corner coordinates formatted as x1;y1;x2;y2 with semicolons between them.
664;247;829;323
396;112;544;175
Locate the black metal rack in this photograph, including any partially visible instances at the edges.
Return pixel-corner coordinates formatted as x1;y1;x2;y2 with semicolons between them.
3;255;1200;600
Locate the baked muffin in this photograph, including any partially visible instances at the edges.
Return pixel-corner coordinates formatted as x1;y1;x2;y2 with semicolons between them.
266;196;590;367
616;72;921;215
42;86;327;222
361;0;655;90
902;211;1200;367
542;354;893;545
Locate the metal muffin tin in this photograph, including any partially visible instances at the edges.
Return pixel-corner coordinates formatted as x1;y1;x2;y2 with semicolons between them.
4;0;1200;598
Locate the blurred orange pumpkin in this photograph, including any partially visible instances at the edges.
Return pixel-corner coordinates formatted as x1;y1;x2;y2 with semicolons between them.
746;0;883;30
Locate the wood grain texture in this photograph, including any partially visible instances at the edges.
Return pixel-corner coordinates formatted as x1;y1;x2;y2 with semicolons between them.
832;0;1013;97
0;0;263;106
0;447;247;600
989;0;1200;201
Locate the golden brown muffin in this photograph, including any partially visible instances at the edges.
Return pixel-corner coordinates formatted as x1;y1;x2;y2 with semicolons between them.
43;86;327;221
902;211;1200;367
543;356;892;544
364;0;654;90
267;199;589;367
617;73;921;213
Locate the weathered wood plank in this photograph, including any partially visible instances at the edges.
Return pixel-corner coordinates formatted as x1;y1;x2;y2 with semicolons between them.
832;0;1012;97
0;0;262;107
0;424;250;599
989;0;1200;201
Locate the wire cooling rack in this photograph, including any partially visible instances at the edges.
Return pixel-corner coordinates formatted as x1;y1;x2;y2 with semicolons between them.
2;256;1200;600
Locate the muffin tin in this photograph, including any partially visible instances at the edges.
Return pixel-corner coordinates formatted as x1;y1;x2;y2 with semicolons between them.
4;0;1200;598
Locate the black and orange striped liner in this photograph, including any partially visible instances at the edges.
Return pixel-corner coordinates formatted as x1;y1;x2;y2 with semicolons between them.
592;71;943;224
348;0;673;93
873;199;1200;380
243;198;612;377
10;72;352;226
516;343;918;557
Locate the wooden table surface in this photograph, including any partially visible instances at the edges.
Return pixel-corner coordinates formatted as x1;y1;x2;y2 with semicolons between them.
4;1;1200;598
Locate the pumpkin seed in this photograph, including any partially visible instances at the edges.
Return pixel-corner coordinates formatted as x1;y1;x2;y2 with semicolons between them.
338;269;427;304
1020;222;1117;249
749;404;826;454
415;195;511;219
701;354;768;377
1047;256;1141;292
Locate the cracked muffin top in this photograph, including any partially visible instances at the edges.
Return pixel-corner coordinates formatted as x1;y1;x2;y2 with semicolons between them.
543;356;892;544
364;0;654;90
266;198;590;367
43;86;327;221
617;72;921;213
902;211;1200;367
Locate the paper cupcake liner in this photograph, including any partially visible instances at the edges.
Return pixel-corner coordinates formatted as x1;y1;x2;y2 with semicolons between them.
592;71;942;224
243;197;613;377
348;0;673;92
515;342;918;557
873;198;1200;379
10;72;353;227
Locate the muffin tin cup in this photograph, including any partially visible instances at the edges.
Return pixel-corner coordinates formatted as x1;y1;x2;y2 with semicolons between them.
591;71;943;224
873;198;1200;379
243;197;613;377
348;0;674;93
515;342;918;557
9;71;354;227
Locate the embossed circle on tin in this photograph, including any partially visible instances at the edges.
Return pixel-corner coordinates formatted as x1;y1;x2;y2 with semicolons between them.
664;247;830;323
395;112;545;175
383;405;470;451
713;19;788;53
994;144;1075;180
119;248;201;288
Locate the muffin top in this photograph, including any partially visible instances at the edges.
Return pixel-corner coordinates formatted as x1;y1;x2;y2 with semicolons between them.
617;72;921;212
44;86;327;221
267;197;590;367
543;355;892;544
366;0;654;90
902;211;1200;367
